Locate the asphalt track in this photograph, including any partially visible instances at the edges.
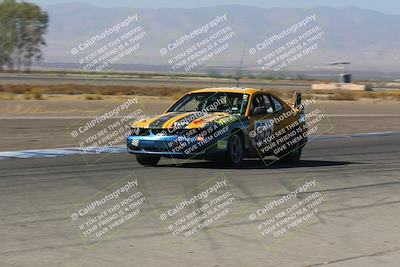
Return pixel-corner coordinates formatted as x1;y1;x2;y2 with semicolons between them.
1;134;400;267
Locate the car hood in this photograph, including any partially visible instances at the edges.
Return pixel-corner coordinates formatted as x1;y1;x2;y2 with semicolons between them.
132;112;238;129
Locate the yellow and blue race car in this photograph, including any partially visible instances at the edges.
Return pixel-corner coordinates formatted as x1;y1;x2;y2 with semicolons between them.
127;87;307;166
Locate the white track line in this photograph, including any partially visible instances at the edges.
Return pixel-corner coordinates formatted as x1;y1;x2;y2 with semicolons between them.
0;131;399;160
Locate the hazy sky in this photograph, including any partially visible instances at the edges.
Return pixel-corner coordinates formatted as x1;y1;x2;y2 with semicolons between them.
29;0;400;15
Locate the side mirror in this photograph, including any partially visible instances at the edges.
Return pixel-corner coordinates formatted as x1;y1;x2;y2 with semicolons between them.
294;91;303;109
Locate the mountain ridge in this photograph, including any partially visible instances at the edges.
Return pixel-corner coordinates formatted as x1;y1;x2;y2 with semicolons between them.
40;3;400;71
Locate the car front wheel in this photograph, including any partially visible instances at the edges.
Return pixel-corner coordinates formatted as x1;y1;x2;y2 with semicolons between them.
227;133;244;167
136;155;160;166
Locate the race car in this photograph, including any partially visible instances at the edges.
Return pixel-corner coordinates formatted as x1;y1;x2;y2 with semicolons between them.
127;87;308;166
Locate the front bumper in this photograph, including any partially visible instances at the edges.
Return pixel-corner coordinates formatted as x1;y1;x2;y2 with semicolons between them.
127;133;228;159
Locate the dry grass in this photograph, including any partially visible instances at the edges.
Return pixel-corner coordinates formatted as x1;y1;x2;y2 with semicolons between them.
23;88;44;100
0;84;194;97
0;92;16;100
83;94;103;100
0;84;297;101
328;91;357;101
1;84;399;101
327;90;400;101
358;91;400;100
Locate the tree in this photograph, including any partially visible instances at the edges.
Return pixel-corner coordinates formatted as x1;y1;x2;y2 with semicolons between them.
0;0;48;72
19;2;48;72
0;0;18;71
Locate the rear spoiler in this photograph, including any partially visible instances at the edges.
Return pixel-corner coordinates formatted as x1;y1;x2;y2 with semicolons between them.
288;91;303;109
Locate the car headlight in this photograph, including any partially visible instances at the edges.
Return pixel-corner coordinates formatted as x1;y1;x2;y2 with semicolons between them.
196;136;205;142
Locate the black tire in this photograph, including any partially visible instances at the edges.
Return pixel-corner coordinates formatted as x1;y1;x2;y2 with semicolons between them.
136;155;160;166
279;145;302;163
226;133;244;167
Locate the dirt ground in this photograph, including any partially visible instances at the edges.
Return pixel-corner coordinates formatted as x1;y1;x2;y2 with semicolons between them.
0;96;399;151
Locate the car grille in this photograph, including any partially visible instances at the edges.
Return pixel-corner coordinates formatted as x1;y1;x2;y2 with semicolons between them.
150;128;191;136
132;128;195;136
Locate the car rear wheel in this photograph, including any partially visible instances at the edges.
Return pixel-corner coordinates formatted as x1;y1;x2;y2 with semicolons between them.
136;155;160;166
279;145;302;163
227;133;244;166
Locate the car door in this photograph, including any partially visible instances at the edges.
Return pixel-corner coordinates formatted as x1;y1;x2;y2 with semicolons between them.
267;94;286;134
267;94;302;155
268;94;299;133
248;94;275;154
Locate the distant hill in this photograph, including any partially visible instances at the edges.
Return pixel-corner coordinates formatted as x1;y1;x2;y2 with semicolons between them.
41;3;400;72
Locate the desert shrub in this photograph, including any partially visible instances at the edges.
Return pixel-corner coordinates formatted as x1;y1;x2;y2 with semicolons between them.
84;94;103;100
30;88;44;100
328;91;357;101
23;88;44;100
0;92;16;100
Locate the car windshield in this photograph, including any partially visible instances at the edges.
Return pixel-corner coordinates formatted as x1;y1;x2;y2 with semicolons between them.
168;92;249;115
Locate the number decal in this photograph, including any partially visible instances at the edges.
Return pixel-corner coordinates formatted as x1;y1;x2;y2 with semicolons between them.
254;119;274;143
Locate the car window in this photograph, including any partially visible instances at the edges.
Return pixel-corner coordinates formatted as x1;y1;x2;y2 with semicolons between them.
168;92;249;115
262;95;274;113
252;95;264;109
182;97;203;112
270;96;284;112
251;94;274;115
